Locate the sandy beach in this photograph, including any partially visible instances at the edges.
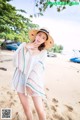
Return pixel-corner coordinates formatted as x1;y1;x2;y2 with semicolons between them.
0;50;80;120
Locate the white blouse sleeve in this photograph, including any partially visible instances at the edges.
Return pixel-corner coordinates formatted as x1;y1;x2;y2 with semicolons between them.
14;42;25;55
41;50;47;61
13;42;26;67
40;50;47;69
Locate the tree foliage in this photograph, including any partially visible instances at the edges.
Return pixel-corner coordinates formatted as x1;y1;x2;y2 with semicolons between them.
0;0;39;42
34;0;80;17
48;44;63;53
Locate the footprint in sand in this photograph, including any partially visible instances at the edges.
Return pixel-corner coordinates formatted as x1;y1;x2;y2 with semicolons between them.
43;102;50;111
7;91;14;100
64;105;73;112
77;70;79;73
10;95;13;99
1;92;3;95
14;100;17;102
1;87;7;90
3;101;15;107
52;98;58;103
51;105;57;112
53;114;65;120
43;102;49;109
0;100;5;104
67;115;73;120
49;118;53;120
12;112;20;120
0;101;5;106
10;102;15;107
55;104;58;107
46;87;49;91
7;91;12;95
78;101;80;104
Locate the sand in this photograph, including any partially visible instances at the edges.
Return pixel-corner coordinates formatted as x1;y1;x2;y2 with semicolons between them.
0;50;80;120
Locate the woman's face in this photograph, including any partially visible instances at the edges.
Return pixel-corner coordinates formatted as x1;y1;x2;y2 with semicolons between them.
34;32;47;45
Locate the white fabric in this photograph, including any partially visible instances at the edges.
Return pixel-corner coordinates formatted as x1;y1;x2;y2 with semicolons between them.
11;42;47;97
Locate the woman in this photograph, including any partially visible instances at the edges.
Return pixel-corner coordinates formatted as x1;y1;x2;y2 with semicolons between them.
11;28;54;120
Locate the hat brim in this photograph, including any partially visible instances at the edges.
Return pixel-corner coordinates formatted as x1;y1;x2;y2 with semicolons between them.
28;29;54;49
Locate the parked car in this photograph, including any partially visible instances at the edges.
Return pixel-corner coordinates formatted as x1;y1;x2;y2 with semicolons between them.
70;57;80;63
47;52;57;57
1;40;21;50
70;50;80;63
6;43;18;50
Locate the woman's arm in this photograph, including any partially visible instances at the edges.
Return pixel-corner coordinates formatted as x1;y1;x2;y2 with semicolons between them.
13;42;26;67
15;42;26;53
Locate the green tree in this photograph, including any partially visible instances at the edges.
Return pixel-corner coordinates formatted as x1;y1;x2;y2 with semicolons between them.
33;0;80;17
48;44;63;53
0;0;39;42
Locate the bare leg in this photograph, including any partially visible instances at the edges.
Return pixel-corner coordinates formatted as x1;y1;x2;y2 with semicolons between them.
17;92;33;120
32;96;46;120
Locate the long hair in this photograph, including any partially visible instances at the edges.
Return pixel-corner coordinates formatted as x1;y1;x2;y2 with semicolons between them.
38;42;45;51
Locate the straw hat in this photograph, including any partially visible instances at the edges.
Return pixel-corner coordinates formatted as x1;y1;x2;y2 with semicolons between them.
28;28;54;49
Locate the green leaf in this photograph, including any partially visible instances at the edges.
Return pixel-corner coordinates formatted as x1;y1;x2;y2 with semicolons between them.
50;4;54;8
17;9;27;13
57;7;61;12
0;0;39;41
39;12;43;16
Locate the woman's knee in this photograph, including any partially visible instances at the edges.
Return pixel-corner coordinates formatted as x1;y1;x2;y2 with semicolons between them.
26;86;35;96
17;92;29;110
